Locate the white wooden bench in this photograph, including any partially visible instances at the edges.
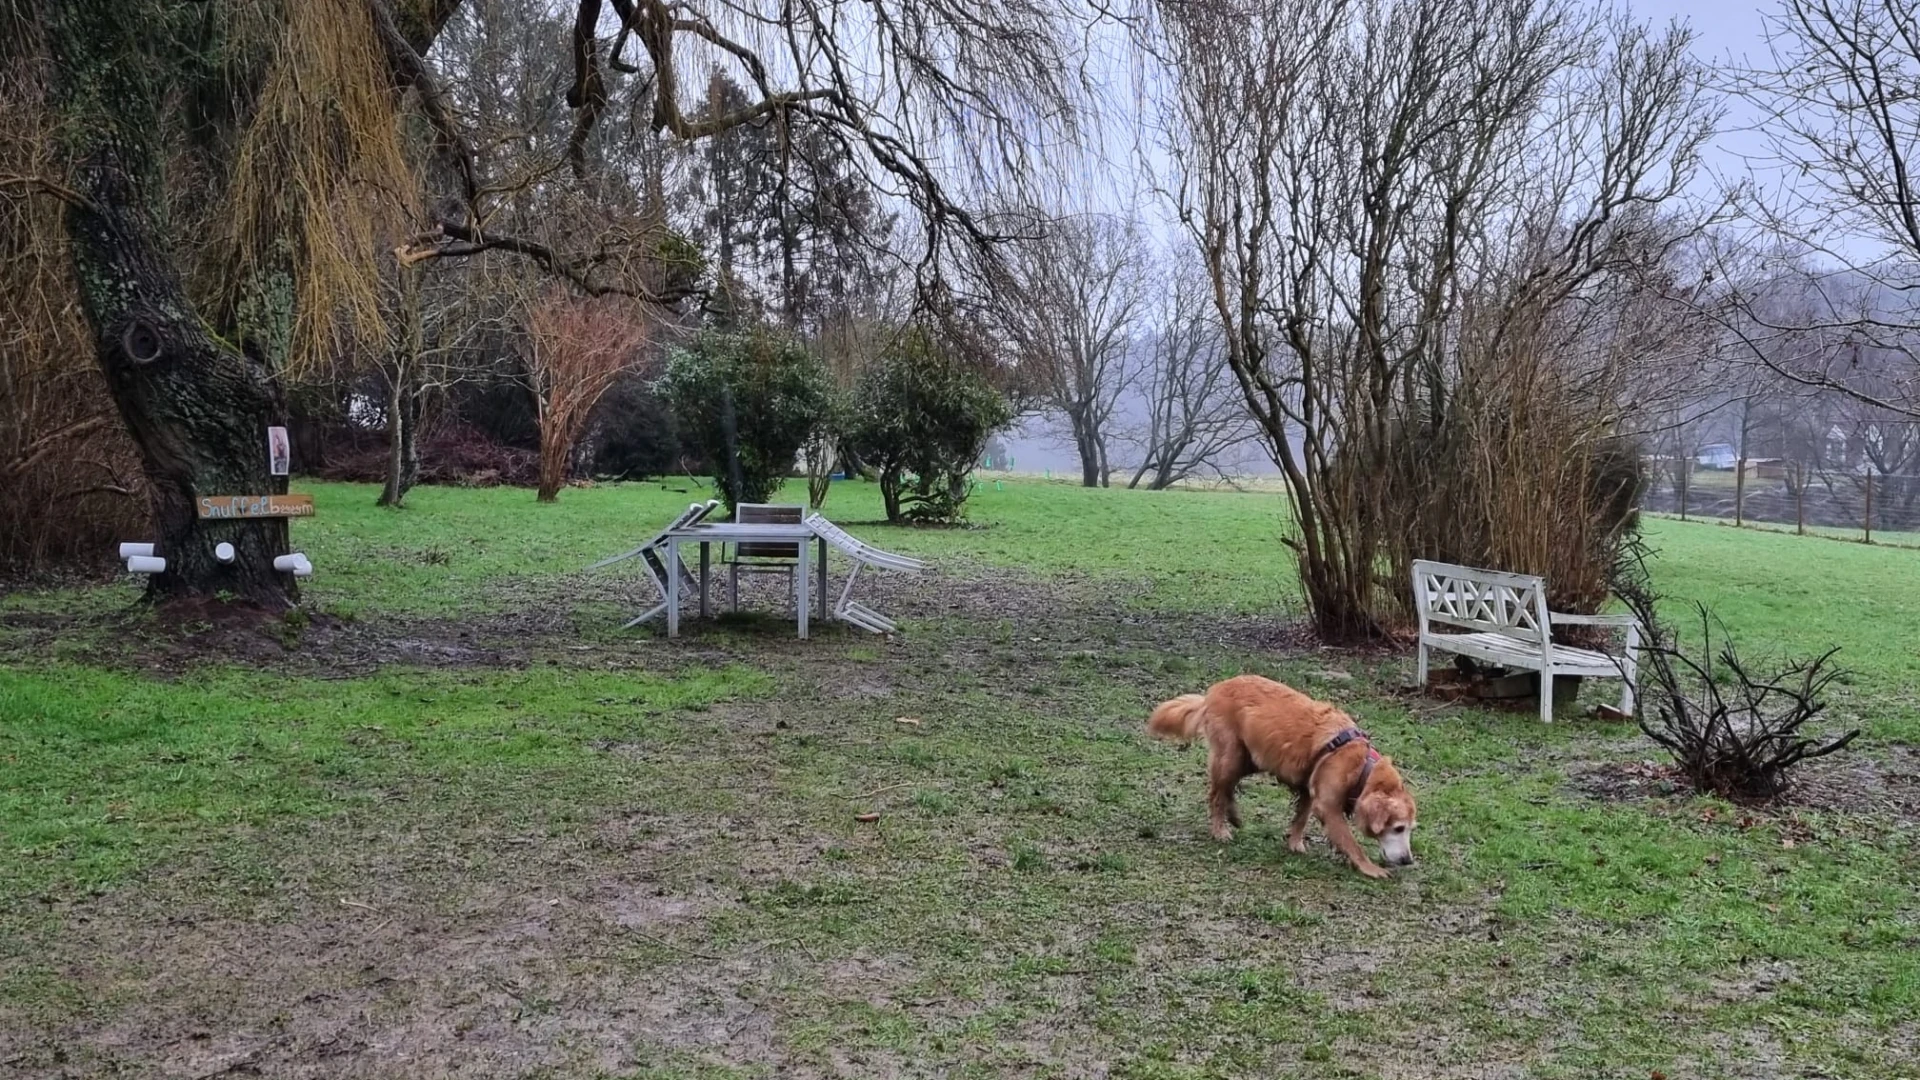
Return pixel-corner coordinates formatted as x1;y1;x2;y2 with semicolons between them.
1412;559;1641;723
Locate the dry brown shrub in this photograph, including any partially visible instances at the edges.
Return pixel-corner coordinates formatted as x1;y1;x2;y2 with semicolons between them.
1;49;147;574
522;293;652;502
1374;299;1647;619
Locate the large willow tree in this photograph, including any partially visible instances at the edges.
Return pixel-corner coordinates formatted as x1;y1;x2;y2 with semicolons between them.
7;0;1081;608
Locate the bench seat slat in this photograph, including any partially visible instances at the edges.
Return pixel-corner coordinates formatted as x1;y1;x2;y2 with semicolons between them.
1421;631;1628;676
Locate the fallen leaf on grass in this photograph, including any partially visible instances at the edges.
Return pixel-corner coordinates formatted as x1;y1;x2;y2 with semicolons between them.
855;812;880;823
893;717;922;727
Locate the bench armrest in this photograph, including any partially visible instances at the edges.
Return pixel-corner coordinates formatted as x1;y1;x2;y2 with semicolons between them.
1548;612;1639;628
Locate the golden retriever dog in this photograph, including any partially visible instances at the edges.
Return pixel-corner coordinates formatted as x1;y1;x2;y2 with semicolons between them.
1148;674;1417;879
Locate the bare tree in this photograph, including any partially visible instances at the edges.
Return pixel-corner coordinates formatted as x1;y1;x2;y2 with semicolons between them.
1127;263;1257;489
370;262;508;508
1714;0;1920;417
523;292;653;502
988;213;1148;487
1156;0;1715;639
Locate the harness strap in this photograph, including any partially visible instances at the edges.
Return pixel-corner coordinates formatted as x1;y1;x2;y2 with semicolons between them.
1307;726;1381;816
1346;750;1380;817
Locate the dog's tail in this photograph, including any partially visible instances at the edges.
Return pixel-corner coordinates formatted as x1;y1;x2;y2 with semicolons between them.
1147;693;1209;744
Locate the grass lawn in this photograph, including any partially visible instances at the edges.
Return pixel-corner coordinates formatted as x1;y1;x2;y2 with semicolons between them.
2;477;1916;1078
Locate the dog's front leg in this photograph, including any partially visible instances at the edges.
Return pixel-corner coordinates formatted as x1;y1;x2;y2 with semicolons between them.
1318;801;1389;879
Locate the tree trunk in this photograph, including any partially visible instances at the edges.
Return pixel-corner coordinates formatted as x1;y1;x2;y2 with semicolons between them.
1128;455;1152;489
839;443;878;482
58;109;297;605
1071;412;1101;488
62;152;298;607
806;435;834;509
536;417;567;502
879;466;904;522
43;2;300;609
377;375;422;508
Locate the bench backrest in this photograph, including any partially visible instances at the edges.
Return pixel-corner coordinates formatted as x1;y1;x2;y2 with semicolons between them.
733;503;804;561
1411;559;1550;644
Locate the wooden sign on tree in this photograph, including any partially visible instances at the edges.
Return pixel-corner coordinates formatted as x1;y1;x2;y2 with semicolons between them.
196;494;315;519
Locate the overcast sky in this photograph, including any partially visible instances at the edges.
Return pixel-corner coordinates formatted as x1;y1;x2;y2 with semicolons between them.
1005;1;1812;478
1637;0;1775;199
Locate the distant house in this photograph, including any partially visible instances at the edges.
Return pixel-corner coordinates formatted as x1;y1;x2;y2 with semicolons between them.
1696;443;1737;469
1749;458;1788;481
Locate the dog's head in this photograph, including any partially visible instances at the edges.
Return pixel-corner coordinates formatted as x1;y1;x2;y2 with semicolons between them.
1353;758;1417;867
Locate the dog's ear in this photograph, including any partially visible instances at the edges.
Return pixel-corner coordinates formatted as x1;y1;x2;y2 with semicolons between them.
1353;789;1391;836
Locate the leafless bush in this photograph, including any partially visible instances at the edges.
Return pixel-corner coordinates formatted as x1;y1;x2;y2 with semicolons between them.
522;293;652;502
1156;0;1716;640
1375;268;1663;616
1612;542;1859;800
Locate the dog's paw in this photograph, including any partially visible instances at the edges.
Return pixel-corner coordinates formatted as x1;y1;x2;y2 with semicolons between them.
1209;824;1235;842
1356;862;1390;880
1287;834;1309;855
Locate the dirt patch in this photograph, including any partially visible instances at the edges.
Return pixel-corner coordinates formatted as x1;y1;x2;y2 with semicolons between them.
0;809;850;1080
0;562;1303;686
1570;746;1920;820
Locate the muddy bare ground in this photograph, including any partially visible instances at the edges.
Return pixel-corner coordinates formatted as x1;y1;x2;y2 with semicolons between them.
0;570;1297;1079
0;563;1309;681
3;569;1910;1078
1568;745;1920;818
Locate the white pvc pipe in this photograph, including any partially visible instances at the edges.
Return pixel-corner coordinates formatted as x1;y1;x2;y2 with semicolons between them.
119;542;154;559
291;559;313;578
273;553;306;572
126;555;166;574
214;542;236;563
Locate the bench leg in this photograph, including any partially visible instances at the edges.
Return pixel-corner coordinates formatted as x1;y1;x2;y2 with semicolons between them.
1539;671;1554;724
1416;641;1429;688
1619;622;1641;717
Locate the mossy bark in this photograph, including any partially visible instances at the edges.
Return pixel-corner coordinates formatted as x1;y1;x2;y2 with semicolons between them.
46;1;296;607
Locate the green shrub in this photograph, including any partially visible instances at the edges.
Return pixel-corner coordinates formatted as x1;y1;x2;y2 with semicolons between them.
658;330;832;511
841;328;1012;524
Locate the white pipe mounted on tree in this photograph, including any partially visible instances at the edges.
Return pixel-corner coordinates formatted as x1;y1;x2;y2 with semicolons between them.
273;553;313;576
126;555;166;574
214;542;235;563
119;542;154;559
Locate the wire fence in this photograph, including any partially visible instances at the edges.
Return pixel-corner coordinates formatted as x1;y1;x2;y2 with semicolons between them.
1641;458;1920;549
